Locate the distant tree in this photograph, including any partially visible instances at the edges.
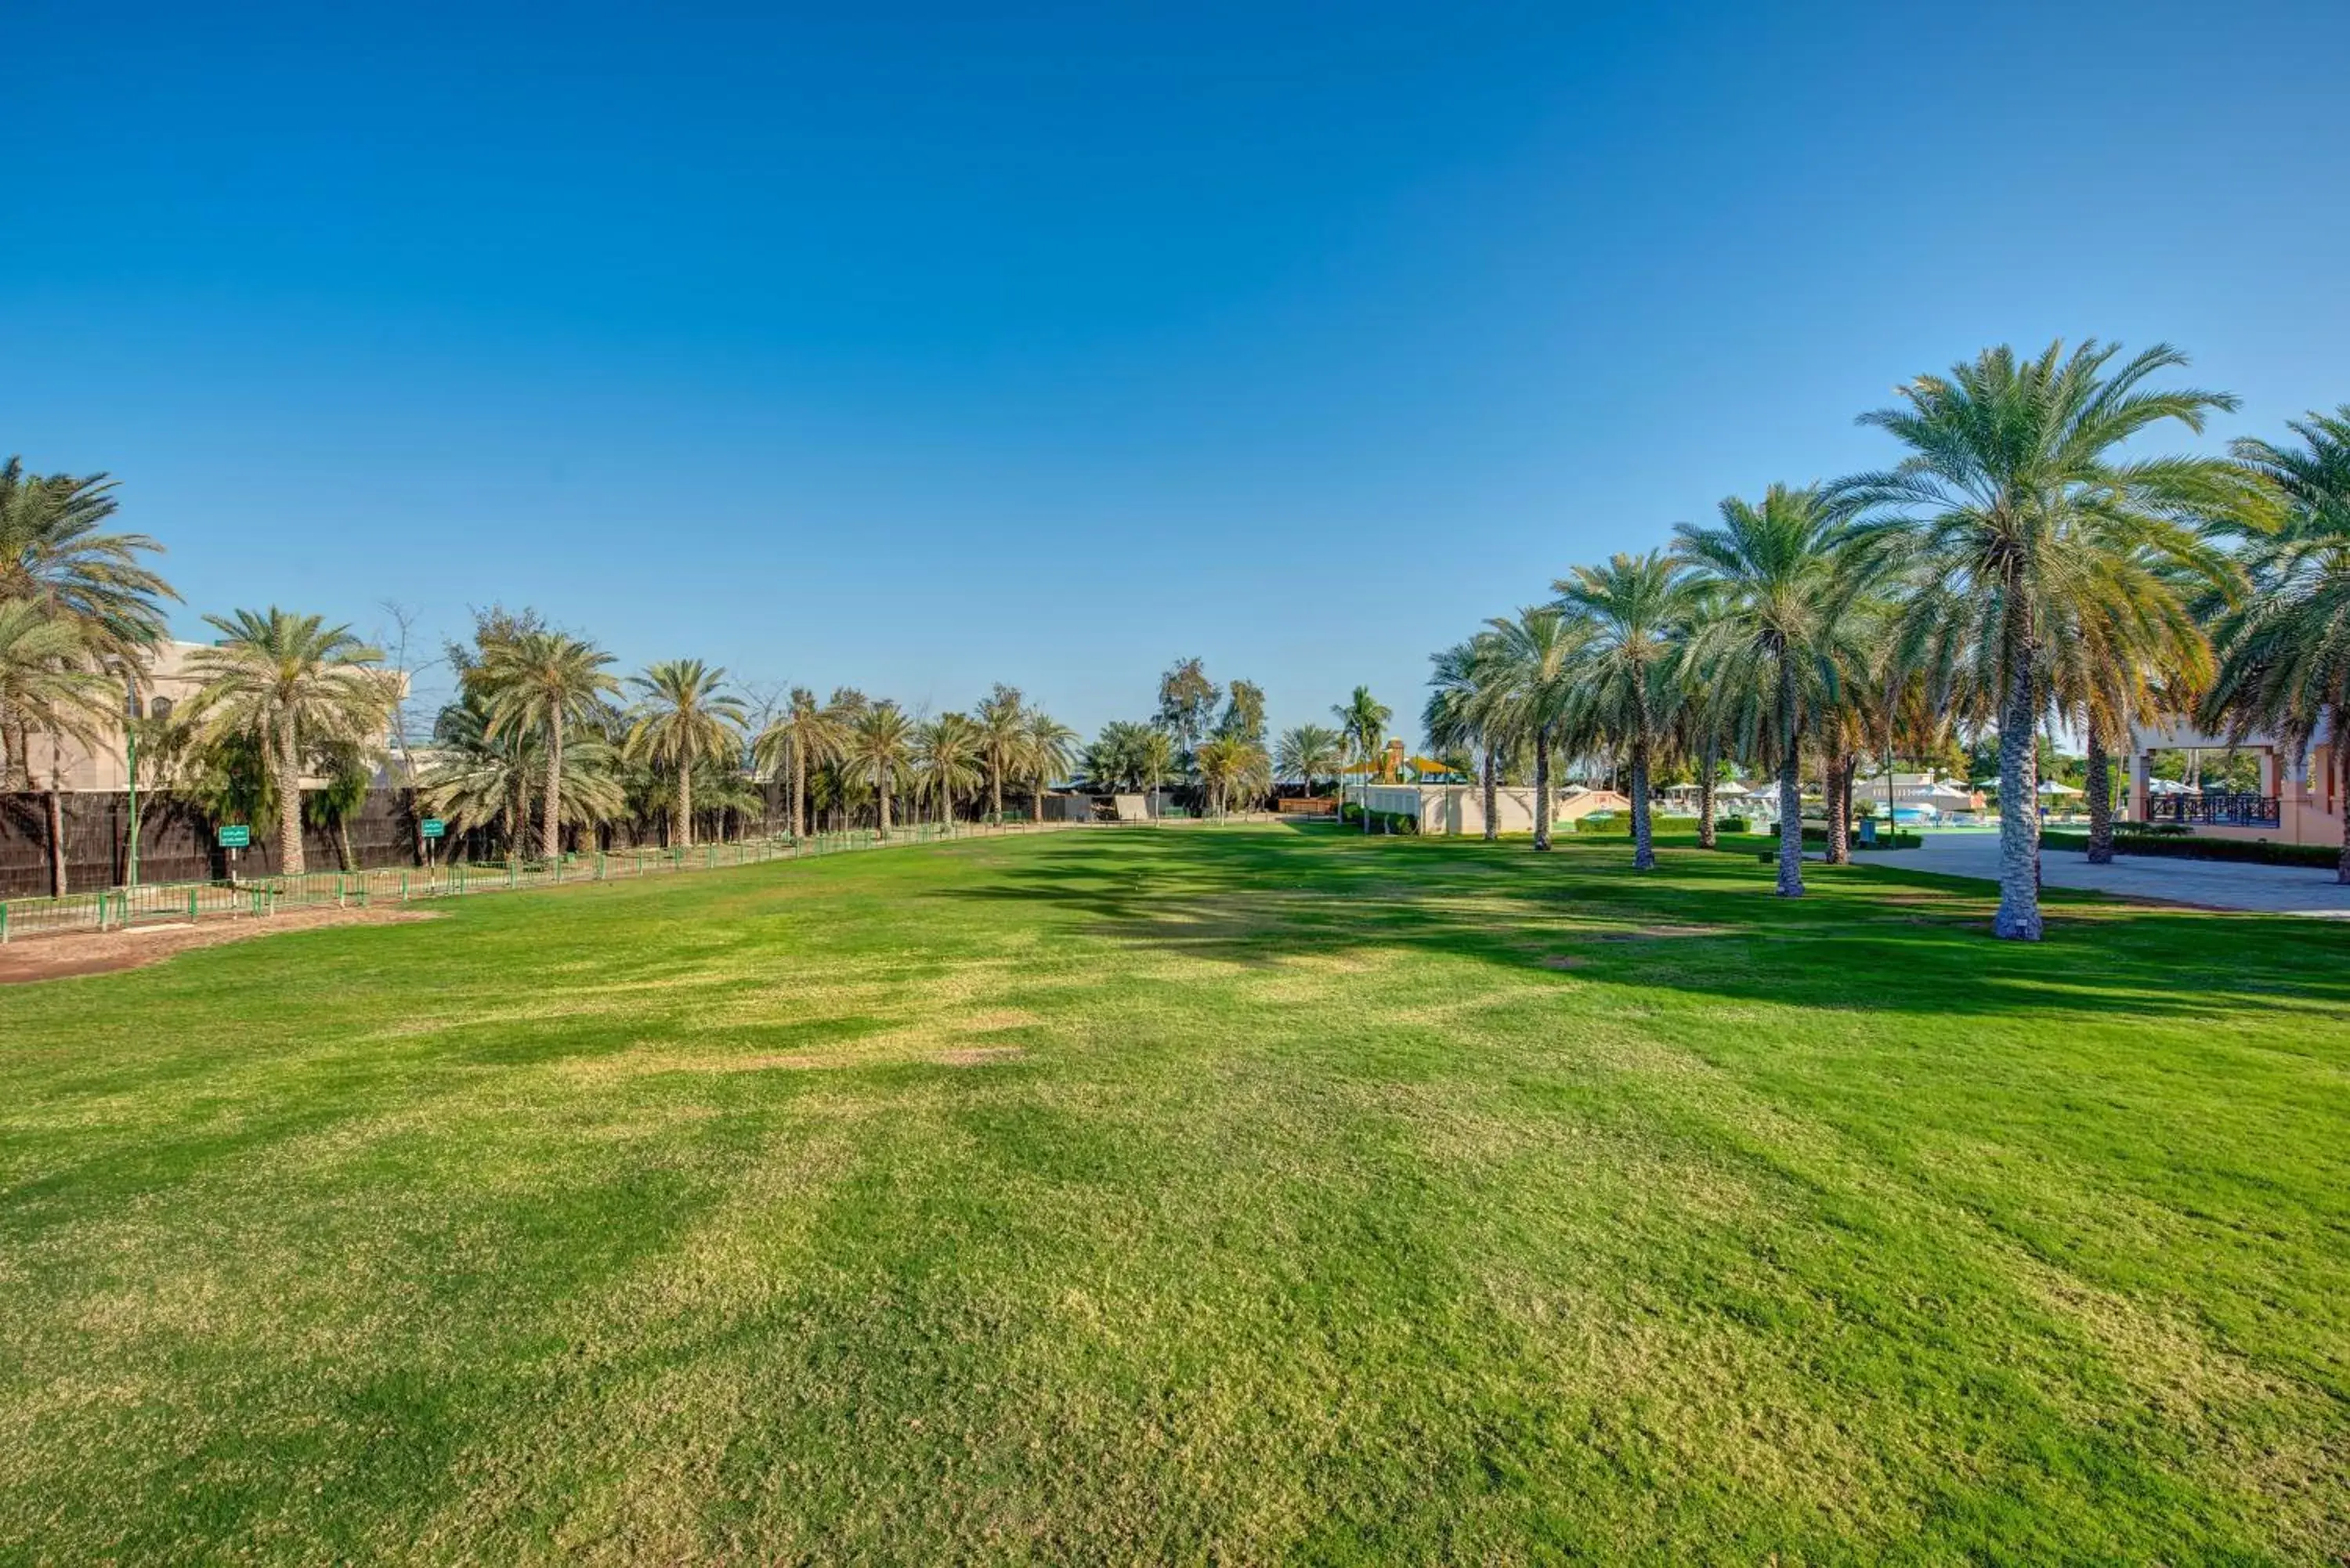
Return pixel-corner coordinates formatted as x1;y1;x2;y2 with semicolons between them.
1018;710;1080;822
913;711;984;826
973;683;1026;822
1217;679;1267;747
0;599;114;892
1275;723;1343;797
1555;551;1697;869
186;608;390;878
752;685;850;841
480;630;620;858
1195;735;1270;819
623;659;746;848
848;701;915;836
302;739;377;871
1155;656;1221;754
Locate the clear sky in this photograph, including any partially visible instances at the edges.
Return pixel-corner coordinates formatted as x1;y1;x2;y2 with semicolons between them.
7;1;2348;741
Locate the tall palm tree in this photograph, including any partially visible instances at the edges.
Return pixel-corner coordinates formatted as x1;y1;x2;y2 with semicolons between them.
1137;728;1177;815
1332;685;1392;832
623;659;747;849
973;684;1026;823
1275;722;1344;804
1833;341;2241;938
186;608;390;877
1555;551;1696;869
1480;610;1581;851
0;461;177;784
848;702;915;836
1423;638;1506;840
0;599;115;893
480;630;620;859
1676;486;1863;898
753;685;850;841
2203;406;2350;882
913;712;984;826
1019;710;1080;823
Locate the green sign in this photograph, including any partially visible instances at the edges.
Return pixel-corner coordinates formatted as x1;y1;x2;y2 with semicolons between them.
217;824;251;849
420;818;446;839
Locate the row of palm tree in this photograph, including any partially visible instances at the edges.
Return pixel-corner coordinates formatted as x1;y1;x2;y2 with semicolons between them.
1421;340;2350;939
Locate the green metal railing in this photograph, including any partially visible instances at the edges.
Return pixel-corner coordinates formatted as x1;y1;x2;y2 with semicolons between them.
0;818;1086;944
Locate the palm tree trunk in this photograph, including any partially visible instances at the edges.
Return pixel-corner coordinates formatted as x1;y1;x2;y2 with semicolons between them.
542;714;564;861
1631;738;1654;869
678;760;694;848
1481;744;1498;842
989;766;1002;824
1824;740;1850;865
2335;730;2348;886
1776;660;1803;898
1032;779;1045;824
1994;645;2044;941
792;748;807;840
277;720;306;876
877;771;892;836
1533;735;1553;851
1697;739;1718;850
45;776;67;897
2085;731;2114;865
336;817;356;873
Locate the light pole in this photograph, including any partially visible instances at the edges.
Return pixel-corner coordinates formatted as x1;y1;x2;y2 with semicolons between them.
123;676;141;892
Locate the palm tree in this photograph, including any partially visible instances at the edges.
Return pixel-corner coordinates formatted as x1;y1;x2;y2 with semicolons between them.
1480;610;1581;851
479;630;620;859
2203;406;2350;882
848;702;915;836
0;461;177;784
1676;486;1863;898
1275;722;1344;805
1555;551;1696;869
1424;639;1507;840
913;712;984;827
1137;728;1177;815
0;600;115;893
1833;341;2241;938
186;608;390;877
752;686;849;842
1195;735;1270;819
623;659;747;849
973;684;1025;823
1332;685;1392;831
1019;710;1080;823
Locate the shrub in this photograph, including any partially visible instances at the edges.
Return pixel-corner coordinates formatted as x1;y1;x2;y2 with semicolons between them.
1717;815;1750;835
2041;829;2341;869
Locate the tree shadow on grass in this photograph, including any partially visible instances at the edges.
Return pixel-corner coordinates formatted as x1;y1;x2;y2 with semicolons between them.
929;826;2350;1026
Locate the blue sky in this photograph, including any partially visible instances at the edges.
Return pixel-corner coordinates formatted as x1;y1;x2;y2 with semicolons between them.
7;1;2348;740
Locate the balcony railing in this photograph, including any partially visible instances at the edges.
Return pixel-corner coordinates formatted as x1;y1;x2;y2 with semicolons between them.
2145;793;2280;828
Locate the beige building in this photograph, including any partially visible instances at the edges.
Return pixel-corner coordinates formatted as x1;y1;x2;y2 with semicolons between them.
1357;782;1632;836
2129;721;2343;847
15;640;408;792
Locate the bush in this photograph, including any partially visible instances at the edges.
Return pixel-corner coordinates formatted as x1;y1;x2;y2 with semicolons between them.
2042;829;2343;869
1716;815;1750;835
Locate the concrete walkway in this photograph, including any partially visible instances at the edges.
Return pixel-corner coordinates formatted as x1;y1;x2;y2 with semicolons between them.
1864;830;2350;919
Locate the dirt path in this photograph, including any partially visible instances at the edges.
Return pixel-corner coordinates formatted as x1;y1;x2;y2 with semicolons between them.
0;906;439;985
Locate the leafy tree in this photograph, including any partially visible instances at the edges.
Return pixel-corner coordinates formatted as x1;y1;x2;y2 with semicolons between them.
302;739;377;871
1835;340;2241;938
1195;735;1270;818
1155;656;1220;754
480;630;620;858
186;609;390;878
2203;406;2350;882
622;659;746;849
1217;679;1267;747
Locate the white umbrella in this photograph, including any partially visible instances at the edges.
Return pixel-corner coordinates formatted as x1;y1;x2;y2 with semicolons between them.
2145;777;2190;795
2037;779;2082;796
1714;779;1751;797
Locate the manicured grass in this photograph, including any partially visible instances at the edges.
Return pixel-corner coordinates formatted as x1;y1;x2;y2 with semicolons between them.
4;826;2347;1562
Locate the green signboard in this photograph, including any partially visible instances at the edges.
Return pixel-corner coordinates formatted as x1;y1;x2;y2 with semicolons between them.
420;818;446;839
217;824;251;849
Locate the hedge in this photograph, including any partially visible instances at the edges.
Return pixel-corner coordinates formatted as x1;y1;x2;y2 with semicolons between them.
2042;829;2345;870
1571;813;1702;836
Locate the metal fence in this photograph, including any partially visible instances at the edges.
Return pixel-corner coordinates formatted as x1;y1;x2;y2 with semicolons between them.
0;818;1079;944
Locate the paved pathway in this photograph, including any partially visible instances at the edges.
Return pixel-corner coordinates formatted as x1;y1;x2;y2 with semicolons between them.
1867;831;2350;919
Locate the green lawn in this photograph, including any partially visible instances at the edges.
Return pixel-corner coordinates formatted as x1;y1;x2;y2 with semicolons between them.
4;826;2346;1563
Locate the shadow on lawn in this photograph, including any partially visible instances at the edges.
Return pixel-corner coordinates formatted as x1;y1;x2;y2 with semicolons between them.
935;826;2350;1024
